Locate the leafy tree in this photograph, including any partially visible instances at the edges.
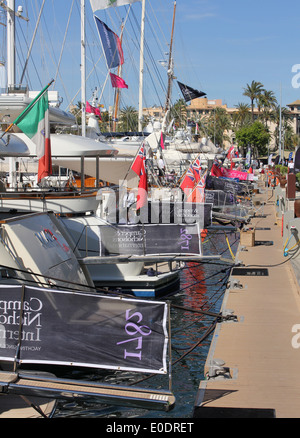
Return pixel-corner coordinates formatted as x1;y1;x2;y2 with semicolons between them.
291;133;300;149
258;90;277;127
170;99;187;128
204;107;231;147
284;125;296;151
235;121;270;156
243;80;264;120
271;105;293;150
119;105;138;131
232;102;251;129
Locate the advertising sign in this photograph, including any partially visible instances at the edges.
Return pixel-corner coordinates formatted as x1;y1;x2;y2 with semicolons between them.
99;223;202;256
0;285;168;374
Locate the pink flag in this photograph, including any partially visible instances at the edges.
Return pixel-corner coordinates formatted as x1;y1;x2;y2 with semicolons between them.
86;101;102;119
136;160;148;210
160;132;165;150
110;72;128;89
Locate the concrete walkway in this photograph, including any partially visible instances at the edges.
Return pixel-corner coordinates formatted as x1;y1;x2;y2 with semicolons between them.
194;186;300;418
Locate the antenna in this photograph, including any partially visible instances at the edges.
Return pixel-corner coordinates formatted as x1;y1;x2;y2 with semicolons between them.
0;1;29;21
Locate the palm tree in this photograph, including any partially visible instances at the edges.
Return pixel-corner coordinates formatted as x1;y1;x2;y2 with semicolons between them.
205;107;231;147
291;133;300;149
119;105;138;131
170;99;187;128
233;102;251;129
243;80;264;120
258;90;277;128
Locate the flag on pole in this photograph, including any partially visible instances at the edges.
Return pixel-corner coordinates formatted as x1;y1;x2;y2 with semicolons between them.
177;81;206;102
86;101;102;118
131;143;146;176
136;160;148;210
179;165;196;191
226;145;234;161
13;86;52;182
90;0;140;12
210;157;223;177
109;72;128;89
94;17;124;69
191;155;202;182
187;169;207;203
160;132;165;150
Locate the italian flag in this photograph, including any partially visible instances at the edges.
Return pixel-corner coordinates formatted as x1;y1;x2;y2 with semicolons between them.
14;87;52;182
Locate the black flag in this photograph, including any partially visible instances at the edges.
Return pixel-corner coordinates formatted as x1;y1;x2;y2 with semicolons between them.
177;81;206;102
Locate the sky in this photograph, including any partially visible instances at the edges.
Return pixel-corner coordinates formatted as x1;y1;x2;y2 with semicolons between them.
2;0;300;112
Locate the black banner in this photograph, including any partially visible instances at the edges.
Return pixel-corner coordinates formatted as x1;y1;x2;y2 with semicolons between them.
99;223;202;256
0;285;168;374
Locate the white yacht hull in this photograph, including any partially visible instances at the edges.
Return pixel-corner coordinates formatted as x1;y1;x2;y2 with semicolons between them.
0;190;100;214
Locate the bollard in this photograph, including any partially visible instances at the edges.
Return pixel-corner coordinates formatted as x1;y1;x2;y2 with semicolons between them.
287;173;296;200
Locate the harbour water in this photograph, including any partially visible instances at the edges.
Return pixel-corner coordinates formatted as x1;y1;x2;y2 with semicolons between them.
54;230;240;418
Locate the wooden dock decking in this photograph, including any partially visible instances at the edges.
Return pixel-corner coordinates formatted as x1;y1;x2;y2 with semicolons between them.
194;185;300;418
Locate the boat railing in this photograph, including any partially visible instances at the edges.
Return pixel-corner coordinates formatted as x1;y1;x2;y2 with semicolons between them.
5;84;29;94
0;187;97;198
0;370;175;411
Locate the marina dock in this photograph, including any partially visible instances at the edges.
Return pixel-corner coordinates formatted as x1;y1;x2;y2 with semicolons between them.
194;180;300;418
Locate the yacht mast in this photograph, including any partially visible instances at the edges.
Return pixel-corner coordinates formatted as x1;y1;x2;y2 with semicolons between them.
3;0;28;89
113;23;124;132
81;0;86;137
138;0;145;132
164;0;176;113
6;0;15;89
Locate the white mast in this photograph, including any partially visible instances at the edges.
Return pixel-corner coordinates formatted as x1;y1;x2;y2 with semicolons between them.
81;0;86;137
164;1;176;113
7;0;15;89
279;83;282;163
138;0;145;132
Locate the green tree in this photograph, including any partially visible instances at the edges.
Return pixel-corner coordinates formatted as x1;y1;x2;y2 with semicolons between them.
119;105;138;131
170;99;187;128
271;105;293;150
232;102;251;129
235;121;270;157
204;107;231;147
258;90;277;127
243;80;264;120
284;125;296;151
291;133;300;149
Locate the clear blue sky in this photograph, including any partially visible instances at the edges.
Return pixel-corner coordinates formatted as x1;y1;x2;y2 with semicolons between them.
8;0;300;111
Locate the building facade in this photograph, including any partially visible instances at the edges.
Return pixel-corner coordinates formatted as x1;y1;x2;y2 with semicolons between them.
143;97;300;151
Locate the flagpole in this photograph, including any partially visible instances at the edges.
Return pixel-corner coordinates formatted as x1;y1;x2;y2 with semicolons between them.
138;0;146;132
81;0;86;137
113;22;124;132
164;0;176;113
177;153;200;186
0;79;54;139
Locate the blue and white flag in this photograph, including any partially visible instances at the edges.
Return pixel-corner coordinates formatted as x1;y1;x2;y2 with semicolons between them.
94;16;124;69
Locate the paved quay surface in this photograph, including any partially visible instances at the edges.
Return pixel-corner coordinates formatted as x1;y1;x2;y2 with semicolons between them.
194;185;300;418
